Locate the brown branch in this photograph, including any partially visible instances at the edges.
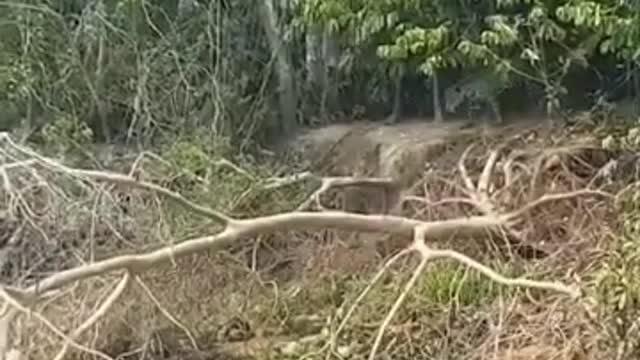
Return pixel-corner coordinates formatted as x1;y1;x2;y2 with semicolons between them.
458;144;477;192
403;196;482;209
506;189;613;221
5;211;504;302
478;148;502;195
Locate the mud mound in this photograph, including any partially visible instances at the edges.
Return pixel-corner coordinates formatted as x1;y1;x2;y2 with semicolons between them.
284;117;550;196
268;117;571;277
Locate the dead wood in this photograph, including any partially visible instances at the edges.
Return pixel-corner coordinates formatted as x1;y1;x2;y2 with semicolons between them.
0;132;613;360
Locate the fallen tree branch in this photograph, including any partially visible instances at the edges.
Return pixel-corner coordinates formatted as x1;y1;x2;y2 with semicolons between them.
4;211;503;302
507;189;613;221
0;136;609;304
0;133;231;225
364;222;581;360
0;133;612;360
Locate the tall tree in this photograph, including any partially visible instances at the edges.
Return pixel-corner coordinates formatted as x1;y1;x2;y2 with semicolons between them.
259;0;298;136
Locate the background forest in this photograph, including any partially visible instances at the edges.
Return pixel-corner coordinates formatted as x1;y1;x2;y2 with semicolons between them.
0;0;638;149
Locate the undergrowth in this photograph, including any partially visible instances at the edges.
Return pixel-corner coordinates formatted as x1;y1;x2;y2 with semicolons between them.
13;116;640;360
592;192;640;358
143;132;313;236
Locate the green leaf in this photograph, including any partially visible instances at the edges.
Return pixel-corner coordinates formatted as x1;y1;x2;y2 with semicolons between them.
521;48;540;63
600;39;612;54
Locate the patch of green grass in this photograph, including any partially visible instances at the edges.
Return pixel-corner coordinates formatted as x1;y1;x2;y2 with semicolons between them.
258;260;518;336
415;262;515;307
147;133;311;236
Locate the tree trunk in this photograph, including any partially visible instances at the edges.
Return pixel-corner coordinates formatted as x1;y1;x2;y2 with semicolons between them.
432;70;443;123
321;27;339;117
93;0;110;143
306;23;327;118
305;24;323;89
633;63;640;116
258;0;297;135
384;63;404;124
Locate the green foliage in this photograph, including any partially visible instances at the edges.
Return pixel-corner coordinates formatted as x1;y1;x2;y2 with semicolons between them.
592;197;640;356
557;1;640;61
41;114;94;156
154;133;310;234
156;134;239;200
0;0;287;145
415;262;513;307
297;0;640;120
272;260;513;324
162;136;232;178
0;0;638;147
0;60;34;102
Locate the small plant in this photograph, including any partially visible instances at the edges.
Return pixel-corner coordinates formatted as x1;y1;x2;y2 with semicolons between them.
416;262;512;307
164;139;211;177
41;114;94;158
159;134;233;190
601;122;640;151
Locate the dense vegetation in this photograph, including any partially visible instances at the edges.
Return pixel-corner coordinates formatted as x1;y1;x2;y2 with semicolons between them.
2;1;640;360
0;0;638;150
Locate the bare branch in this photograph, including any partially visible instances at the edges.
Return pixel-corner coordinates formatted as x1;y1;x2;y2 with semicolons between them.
263;171;314;189
135;276;199;350
325;247;414;358
422;248;580;298
5;211;505;302
0;289;113;360
403;195;482;209
0;133;233;225
0;134;612;360
503;150;530;188
506;189;613;221
369;257;428;360
75;169;233;224
478;148;502;195
53;272;131;360
458;145;477;192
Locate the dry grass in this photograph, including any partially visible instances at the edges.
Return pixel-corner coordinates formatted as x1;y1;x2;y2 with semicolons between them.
0;121;633;360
